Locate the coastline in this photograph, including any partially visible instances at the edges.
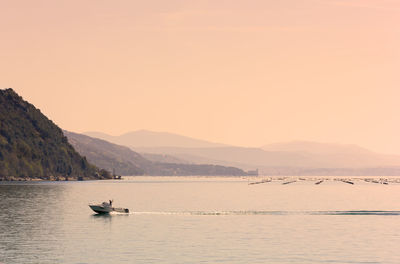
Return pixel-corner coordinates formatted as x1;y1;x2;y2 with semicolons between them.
0;176;105;181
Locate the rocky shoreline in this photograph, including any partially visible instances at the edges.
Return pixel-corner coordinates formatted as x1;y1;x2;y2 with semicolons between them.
0;176;103;181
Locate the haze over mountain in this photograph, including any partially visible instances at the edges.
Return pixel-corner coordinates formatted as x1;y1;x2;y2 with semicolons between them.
64;131;146;176
67;131;247;176
85;130;400;173
262;141;373;155
261;141;400;168
85;130;226;148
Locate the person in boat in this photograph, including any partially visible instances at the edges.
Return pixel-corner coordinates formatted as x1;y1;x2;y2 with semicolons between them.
109;200;112;206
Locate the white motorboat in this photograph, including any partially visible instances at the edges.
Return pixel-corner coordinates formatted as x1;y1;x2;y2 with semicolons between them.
89;201;129;214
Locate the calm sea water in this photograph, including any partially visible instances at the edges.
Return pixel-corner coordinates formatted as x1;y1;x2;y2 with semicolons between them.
1;176;400;264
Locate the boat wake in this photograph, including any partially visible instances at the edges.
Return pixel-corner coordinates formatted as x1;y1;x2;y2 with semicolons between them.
130;210;400;216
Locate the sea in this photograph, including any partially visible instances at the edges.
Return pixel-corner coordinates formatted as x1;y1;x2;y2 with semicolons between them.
1;176;400;264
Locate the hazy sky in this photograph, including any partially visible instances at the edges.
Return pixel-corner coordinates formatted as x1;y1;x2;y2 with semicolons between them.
1;0;399;153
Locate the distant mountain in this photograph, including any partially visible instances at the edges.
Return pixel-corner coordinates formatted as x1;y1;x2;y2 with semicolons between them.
132;143;400;173
140;153;190;164
262;141;372;155
134;146;307;168
135;146;400;175
261;141;400;168
84;130;226;148
83;131;400;174
259;166;400;176
66;131;247;176
82;131;115;143
64;131;147;176
0;88;110;180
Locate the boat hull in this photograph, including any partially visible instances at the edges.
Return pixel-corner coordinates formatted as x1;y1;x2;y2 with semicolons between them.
89;205;113;214
89;205;130;214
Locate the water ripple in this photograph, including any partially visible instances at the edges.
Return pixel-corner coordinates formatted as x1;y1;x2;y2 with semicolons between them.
132;210;400;216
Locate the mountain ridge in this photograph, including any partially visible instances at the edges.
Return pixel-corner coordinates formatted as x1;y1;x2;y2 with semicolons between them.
84;130;227;148
0;88;110;180
66;131;248;176
84;130;400;170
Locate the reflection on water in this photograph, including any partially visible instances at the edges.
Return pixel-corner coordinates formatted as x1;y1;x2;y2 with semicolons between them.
0;183;66;264
1;178;400;264
91;213;113;218
131;210;400;215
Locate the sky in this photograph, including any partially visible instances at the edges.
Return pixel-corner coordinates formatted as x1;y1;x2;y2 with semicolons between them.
1;0;399;154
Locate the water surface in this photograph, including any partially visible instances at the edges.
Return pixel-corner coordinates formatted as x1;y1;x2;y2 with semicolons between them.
1;177;400;263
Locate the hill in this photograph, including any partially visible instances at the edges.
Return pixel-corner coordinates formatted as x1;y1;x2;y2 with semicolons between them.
261;141;400;168
84;130;226;148
134;146;305;168
133;145;400;175
64;131;146;176
87;130;400;168
0;88;110;180
86;130;400;175
66;131;247;176
140;153;190;164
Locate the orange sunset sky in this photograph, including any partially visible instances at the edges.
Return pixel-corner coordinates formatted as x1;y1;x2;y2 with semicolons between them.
1;0;399;154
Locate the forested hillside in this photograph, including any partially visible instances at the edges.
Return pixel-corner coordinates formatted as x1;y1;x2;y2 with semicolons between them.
0;88;110;180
